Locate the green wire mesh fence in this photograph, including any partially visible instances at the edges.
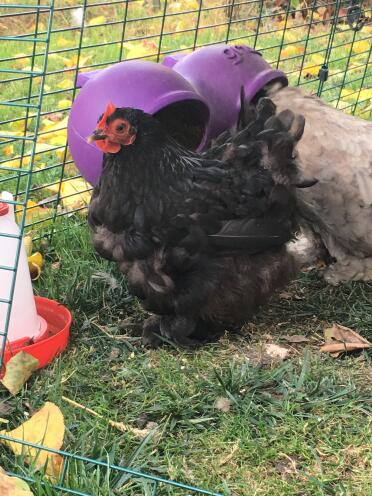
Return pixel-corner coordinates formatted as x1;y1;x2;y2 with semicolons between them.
0;0;371;494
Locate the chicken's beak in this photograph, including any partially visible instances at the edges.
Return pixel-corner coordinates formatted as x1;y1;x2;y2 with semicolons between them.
87;129;107;144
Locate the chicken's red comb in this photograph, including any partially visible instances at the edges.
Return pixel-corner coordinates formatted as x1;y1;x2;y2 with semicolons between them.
97;102;117;129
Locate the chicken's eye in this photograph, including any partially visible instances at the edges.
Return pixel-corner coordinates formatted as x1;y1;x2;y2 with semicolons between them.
116;124;126;132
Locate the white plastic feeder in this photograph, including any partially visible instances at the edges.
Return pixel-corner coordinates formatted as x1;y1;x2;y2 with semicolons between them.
0;191;47;349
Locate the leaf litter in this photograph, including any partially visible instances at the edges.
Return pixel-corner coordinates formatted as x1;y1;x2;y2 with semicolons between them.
320;323;372;357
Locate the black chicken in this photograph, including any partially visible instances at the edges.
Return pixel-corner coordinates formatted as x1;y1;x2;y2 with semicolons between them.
87;98;315;347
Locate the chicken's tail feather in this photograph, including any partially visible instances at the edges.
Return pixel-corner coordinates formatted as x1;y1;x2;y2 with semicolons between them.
231;97;317;190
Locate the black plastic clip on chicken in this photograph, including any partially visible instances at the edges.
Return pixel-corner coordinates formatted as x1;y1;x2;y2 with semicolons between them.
87;97;316;347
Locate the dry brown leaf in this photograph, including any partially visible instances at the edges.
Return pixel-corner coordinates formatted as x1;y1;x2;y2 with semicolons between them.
264;343;290;360
273;454;299;481
218;442;239;466
320;323;372;357
109;348;120;360
1;352;39;396
214;397;232;413
0;467;34;495
282;335;310;344
279;291;304;301
279;291;292;300
0;402;13;417
0;402;64;480
47;113;64;123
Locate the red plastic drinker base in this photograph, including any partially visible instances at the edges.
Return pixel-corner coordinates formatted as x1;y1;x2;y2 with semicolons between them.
2;296;72;372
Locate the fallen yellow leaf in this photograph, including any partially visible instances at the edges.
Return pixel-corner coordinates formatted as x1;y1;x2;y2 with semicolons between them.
39;116;68;144
302;63;320;78
41;116;67;132
57;99;72;110
312;11;321;21
56;37;70;48
16;200;52;227
356;104;372;116
10;119;26;132
1;159;22;169
13;53;29;69
284;30;301;44
1;352;39;396
276;20;290;31
87;15;106;26
123;41;158;60
13;53;31;66
63;54;92;69
281;45;304;58
340;88;357;101
56;148;71;162
0;467;34;495
358;88;372;102
0;402;65;480
175;20;188;31
28;252;44;281
46;178;91;213
301;54;326;79
57;79;73;90
41;118;55;129
24;235;33;257
340;88;372;105
34;143;57;160
336;100;353;114
47;53;65;62
3;145;14;157
184;0;199;8
168;0;199;12
352;39;370;54
64;162;79;177
49;136;67;147
309;54;325;66
1;143;56;169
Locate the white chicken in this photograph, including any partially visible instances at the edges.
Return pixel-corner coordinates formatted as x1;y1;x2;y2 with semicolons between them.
262;82;372;284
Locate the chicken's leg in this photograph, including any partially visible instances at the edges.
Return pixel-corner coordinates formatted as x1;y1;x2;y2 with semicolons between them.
142;314;200;347
142;315;162;347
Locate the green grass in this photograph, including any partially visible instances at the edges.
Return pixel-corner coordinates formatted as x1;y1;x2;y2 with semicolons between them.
0;2;372;494
1;224;371;495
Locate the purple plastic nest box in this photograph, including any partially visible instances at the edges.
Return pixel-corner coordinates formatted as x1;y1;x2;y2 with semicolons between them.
68;60;210;186
165;45;288;141
68;44;287;186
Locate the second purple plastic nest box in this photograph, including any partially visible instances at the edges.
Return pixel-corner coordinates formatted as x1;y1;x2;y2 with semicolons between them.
68;44;288;186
